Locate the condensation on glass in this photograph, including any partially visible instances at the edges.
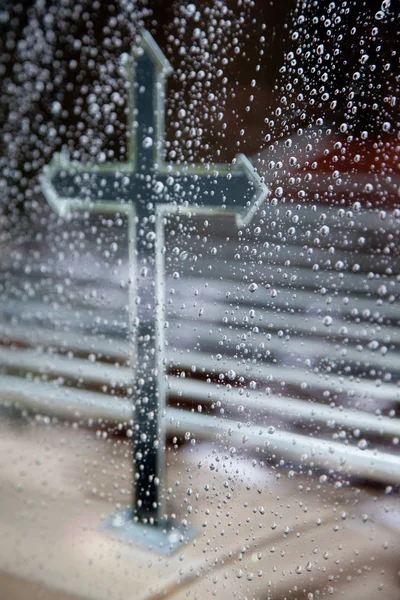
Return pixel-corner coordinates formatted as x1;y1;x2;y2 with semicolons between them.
0;1;399;599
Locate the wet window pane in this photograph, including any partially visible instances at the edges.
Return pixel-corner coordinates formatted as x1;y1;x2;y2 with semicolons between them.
0;1;399;599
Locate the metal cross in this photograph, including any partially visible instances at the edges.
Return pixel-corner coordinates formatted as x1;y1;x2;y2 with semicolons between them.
41;30;268;535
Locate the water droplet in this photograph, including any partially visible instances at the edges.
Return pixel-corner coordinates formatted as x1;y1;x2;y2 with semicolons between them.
185;3;196;17
320;225;330;236
142;136;153;149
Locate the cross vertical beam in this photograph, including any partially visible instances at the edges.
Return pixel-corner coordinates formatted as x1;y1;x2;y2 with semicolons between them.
124;37;171;524
132;219;165;525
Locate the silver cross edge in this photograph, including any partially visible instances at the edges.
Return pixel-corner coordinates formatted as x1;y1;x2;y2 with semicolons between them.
41;30;268;531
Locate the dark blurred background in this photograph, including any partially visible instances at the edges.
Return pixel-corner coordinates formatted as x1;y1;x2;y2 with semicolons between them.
0;0;398;215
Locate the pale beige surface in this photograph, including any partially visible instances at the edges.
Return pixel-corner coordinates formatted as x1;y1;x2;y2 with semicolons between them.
0;415;399;600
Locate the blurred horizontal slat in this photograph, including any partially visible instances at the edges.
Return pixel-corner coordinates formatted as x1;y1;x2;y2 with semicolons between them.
0;347;131;387
168;408;400;485
171;351;400;406
0;322;130;360
168;377;400;438
0;374;132;422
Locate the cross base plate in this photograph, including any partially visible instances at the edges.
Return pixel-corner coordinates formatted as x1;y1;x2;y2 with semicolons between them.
104;509;197;555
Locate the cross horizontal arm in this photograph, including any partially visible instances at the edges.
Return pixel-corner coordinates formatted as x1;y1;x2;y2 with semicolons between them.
45;161;262;221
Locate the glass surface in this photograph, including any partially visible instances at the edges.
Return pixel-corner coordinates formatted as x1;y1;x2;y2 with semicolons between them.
0;1;399;599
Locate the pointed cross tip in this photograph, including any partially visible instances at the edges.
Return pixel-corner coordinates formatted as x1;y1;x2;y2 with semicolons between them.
45;149;70;176
235;153;267;191
122;29;173;76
